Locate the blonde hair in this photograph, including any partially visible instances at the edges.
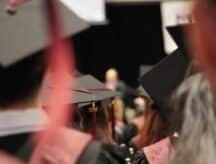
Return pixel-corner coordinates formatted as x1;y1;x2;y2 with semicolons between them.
171;73;216;164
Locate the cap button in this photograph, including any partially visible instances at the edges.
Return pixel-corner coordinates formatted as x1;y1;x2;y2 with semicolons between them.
125;157;131;164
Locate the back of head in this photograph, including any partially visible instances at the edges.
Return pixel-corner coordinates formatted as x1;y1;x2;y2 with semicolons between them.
0;52;45;108
79;102;112;142
171;73;216;164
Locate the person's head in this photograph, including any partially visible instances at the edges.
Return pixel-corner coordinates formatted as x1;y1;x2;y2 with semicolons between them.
189;0;216;88
171;73;216;164
105;68;119;85
0;51;45;108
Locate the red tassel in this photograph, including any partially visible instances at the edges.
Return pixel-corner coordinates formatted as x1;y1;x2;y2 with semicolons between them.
91;111;97;140
43;0;75;127
110;103;116;140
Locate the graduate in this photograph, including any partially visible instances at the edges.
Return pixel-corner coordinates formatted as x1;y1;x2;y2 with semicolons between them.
0;0;91;162
170;0;216;163
129;24;190;164
43;74;119;142
0;0;129;163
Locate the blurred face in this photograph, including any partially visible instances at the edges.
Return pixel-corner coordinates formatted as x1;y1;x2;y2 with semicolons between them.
105;69;119;84
134;97;147;111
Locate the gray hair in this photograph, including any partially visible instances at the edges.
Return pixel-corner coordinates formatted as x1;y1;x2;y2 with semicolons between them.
171;73;216;164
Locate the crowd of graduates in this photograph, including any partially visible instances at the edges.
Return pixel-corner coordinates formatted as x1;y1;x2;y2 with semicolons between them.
1;0;216;163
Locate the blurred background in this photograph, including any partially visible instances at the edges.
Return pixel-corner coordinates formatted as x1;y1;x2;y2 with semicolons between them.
71;0;192;87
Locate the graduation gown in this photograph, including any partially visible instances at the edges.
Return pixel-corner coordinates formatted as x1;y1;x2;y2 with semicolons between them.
31;129;126;164
131;150;149;164
131;137;175;164
0;109;125;164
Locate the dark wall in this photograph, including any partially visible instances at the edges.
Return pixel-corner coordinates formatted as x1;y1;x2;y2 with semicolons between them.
73;3;165;87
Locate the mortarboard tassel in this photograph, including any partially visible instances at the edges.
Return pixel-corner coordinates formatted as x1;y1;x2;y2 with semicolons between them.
87;90;117;140
43;0;75;128
5;0;28;15
110;100;116;140
31;0;94;163
89;102;98;139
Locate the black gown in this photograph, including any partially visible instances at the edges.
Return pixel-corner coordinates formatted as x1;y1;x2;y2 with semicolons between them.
79;142;126;164
131;150;149;164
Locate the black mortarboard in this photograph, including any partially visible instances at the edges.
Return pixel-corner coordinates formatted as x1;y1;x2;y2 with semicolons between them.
167;24;198;79
75;75;119;139
136;85;150;98
166;24;191;55
77;75;119;101
137;65;154;97
137;65;153;98
139;65;154;78
42;76;95;108
0;0;89;67
140;49;189;117
74;75;119;113
41;87;90;107
42;74;118;106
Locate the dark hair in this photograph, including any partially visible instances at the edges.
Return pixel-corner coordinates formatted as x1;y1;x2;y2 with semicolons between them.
139;111;167;147
136;99;169;148
0;51;45;107
79;101;112;142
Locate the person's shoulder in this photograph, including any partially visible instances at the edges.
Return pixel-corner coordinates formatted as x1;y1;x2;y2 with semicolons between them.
30;128;93;163
78;141;102;164
96;143;127;164
79;141;128;164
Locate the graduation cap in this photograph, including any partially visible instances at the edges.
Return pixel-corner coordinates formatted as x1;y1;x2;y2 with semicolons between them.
42;74;118;139
166;24;192;55
137;65;154;98
0;0;89;67
72;75;118;139
136;85;150;98
75;75;120;137
42;74;118;105
139;65;154;78
0;1;96;162
140;49;189;118
77;75;119;100
0;109;47;137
